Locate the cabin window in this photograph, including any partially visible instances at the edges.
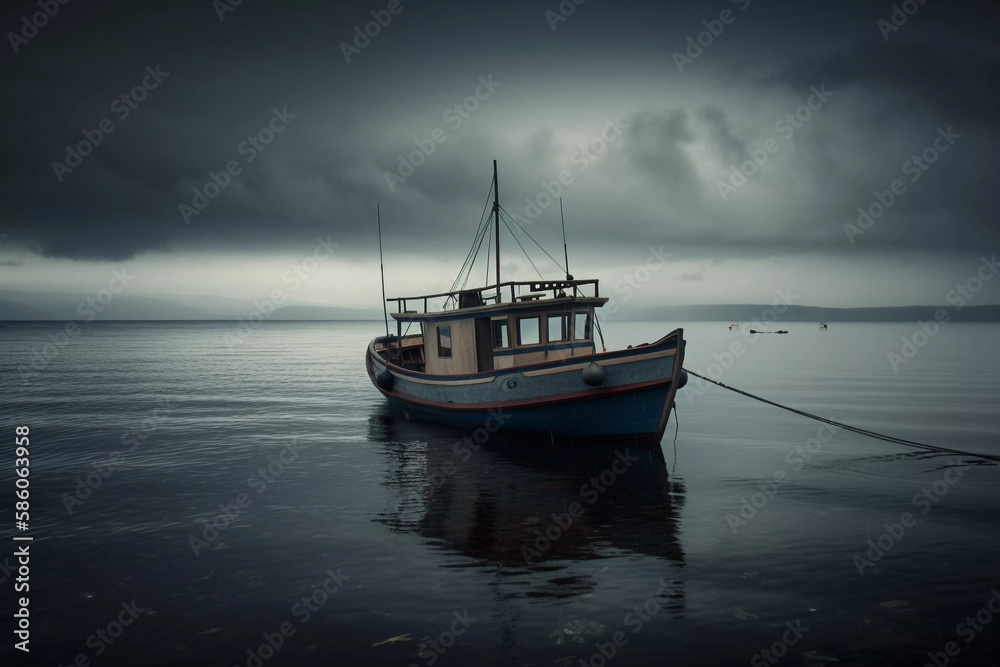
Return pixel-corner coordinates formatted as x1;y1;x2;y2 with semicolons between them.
573;312;591;340
547;314;569;342
437;325;452;358
517;316;540;346
492;318;510;349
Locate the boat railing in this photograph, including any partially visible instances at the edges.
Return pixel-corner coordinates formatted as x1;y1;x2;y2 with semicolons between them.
386;279;600;315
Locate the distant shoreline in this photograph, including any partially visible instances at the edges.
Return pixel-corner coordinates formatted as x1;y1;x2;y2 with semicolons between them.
625;304;1000;323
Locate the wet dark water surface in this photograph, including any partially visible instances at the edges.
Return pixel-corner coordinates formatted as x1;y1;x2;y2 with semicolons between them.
1;321;998;666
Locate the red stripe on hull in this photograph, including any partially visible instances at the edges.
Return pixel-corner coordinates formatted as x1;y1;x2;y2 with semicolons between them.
367;363;671;413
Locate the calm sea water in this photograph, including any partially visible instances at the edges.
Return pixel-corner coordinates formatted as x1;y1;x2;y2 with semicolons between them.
1;321;998;666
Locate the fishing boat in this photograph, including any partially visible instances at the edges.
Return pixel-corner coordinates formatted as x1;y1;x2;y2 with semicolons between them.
365;161;687;446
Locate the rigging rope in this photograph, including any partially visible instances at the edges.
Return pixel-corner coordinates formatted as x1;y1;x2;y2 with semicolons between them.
499;214;543;279
451;210;492;297
682;369;1000;464
484;217;492;287
460;218;492;292
450;180;581;298
498;205;567;274
449;177;495;294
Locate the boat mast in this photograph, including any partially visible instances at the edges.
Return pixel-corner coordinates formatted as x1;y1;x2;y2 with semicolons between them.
560;197;571;281
492;160;501;301
377;202;389;338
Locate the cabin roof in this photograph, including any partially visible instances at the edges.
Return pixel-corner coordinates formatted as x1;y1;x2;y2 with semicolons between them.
387;279;606;322
391;295;608;322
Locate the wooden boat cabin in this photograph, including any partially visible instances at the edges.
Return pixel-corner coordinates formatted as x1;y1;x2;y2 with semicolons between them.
376;279;607;376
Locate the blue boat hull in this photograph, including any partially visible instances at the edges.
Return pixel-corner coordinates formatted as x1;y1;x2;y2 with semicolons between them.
384;384;672;441
367;329;686;445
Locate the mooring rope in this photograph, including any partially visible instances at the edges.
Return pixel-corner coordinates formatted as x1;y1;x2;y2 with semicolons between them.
682;368;1000;464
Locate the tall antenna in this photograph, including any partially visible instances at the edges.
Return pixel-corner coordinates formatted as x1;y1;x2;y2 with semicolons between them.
559;197;571;281
492;160;500;300
377;203;389;337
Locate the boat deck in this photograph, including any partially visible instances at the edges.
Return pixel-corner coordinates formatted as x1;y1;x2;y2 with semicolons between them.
374;335;426;372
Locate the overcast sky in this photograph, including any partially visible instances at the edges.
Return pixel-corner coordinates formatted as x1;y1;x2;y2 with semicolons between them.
2;0;998;308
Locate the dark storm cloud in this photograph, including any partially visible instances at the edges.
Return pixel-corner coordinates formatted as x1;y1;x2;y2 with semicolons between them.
760;35;1000;255
2;0;998;264
696;106;746;166
623;109;697;188
3;0;397;260
772;39;1000;127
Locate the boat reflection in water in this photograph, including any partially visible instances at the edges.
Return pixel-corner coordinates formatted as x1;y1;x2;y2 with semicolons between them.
369;408;686;606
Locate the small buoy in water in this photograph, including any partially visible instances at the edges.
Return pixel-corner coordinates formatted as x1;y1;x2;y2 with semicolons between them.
677;370;688;389
376;370;394;390
582;361;606;387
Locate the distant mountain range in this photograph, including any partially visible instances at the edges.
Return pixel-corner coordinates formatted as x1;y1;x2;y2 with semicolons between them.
2;290;999;322
627;304;1000;323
